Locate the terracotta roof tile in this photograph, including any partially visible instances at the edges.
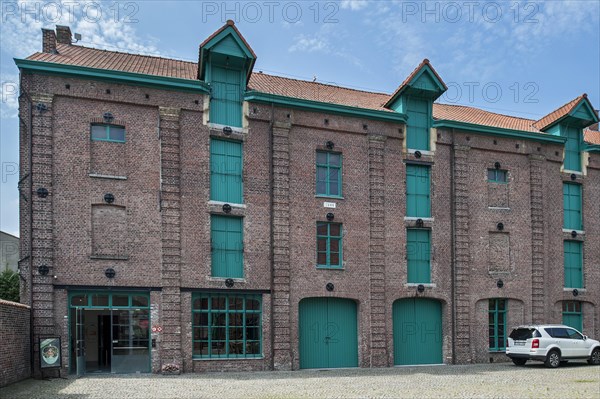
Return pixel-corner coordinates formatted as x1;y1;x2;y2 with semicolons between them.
432;103;539;132
584;128;600;145
199;20;257;59
387;59;448;106
533;95;586;131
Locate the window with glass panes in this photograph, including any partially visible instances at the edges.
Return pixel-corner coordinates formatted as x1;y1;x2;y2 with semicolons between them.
316;222;342;268
316;151;342;197
192;293;261;358
91;124;125;142
562;301;582;332
487;169;507;183
563;183;582;230
489;299;507;351
564;240;583;288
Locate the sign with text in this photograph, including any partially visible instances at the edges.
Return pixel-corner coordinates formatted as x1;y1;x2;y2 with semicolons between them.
324;202;336;208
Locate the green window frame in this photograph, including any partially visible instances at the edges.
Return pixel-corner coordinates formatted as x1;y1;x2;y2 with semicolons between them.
563;183;582;230
562;301;582;332
192;293;262;359
210;138;243;203
316;151;342;197
406;96;431;150
487;169;508;183
406;229;431;283
91;123;125;143
489;299;507;351
406;164;431;217
209;65;243;127
564;127;582;172
211;215;244;278
564;240;583;289
316;222;343;269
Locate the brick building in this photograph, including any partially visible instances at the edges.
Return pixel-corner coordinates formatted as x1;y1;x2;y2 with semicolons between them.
15;22;600;375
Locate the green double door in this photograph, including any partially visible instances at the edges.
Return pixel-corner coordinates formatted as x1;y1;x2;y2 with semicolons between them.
393;298;442;365
299;298;358;369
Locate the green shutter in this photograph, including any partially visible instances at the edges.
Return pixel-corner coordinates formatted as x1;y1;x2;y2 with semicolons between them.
211;215;243;278
393;298;442;365
210;65;242;127
406;164;431;217
563;183;582;230
564;126;581;171
563;241;583;288
407;229;431;283
406;97;430;150
210;138;243;203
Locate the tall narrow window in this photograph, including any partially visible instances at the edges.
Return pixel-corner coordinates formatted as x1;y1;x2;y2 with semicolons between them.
316;151;342;197
406;229;431;283
210;65;242;127
563;183;582;230
91;124;125;142
564;240;583;288
562;301;582;332
489;299;507;351
316;222;343;268
210;138;243;203
211;215;244;278
564;126;582;171
406;164;431;217
406;97;430;150
192;293;262;358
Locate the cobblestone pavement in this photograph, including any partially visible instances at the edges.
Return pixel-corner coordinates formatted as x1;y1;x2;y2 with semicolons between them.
2;362;599;399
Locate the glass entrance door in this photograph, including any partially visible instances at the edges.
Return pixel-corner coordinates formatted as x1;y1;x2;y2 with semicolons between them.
111;308;150;373
75;307;86;376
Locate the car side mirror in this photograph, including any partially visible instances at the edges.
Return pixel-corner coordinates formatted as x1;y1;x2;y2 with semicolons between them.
583;335;587;340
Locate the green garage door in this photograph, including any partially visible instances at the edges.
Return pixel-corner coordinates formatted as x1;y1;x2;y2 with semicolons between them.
299;297;358;369
393;298;442;365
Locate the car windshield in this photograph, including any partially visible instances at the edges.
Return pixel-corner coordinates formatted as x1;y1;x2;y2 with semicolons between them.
509;328;539;340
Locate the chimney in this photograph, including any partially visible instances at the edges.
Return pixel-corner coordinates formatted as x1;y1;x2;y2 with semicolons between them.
42;28;57;53
56;25;72;45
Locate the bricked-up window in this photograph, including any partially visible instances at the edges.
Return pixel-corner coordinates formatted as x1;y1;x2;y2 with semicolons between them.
316;151;342;197
210;138;243;204
488;233;511;273
489;299;507;351
316;222;343;268
406;229;431;283
563;183;582;230
562;301;582;332
192;293;261;358
564;240;583;289
91;204;127;257
406;164;431;217
487;169;507;183
211;215;244;278
91;124;125;143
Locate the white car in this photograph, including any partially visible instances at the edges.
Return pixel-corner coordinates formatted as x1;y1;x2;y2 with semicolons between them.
506;325;600;368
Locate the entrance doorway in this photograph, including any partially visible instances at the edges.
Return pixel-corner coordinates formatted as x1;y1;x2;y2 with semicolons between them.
69;292;151;374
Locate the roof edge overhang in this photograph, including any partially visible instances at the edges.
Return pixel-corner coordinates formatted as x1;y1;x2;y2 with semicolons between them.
433;119;568;144
245;90;408;123
585;144;600;153
385;62;448;108
15;58;210;93
538;96;599;132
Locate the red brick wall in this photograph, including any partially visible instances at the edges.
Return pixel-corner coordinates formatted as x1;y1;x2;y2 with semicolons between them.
0;300;31;387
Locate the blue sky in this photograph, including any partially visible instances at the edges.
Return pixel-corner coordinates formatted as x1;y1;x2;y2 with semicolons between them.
1;0;599;236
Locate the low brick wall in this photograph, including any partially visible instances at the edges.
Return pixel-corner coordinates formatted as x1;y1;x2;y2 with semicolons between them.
0;299;31;387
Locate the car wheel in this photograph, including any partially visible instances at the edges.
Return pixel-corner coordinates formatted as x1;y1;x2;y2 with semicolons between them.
545;350;561;368
512;358;527;366
588;348;600;365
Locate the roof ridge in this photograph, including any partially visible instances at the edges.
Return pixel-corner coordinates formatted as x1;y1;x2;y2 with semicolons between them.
57;43;197;65
534;94;585;125
434;102;537;123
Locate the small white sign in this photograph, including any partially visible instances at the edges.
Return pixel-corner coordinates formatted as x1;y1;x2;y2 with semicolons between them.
324;202;336;209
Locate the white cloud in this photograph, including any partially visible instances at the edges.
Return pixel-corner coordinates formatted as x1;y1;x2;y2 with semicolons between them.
288;34;328;53
340;0;369;11
0;75;20;119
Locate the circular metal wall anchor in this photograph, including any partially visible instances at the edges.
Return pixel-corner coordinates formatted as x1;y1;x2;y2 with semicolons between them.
494;162;501;170
222;203;232;214
570;173;577;181
105;268;116;279
416;218;424;228
326;213;335;221
326;283;334;292
414;150;422;159
571;230;578;238
223;126;233;135
38;265;49;276
572;289;579;297
104;193;115;204
326;141;334;150
36;103;48;113
496;279;504;288
497;222;504;231
225;278;234;288
417;284;425;293
36;187;49;198
103;112;114;122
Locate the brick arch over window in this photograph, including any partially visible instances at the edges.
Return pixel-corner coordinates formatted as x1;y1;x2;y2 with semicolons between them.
553;300;596;336
91;204;127;257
